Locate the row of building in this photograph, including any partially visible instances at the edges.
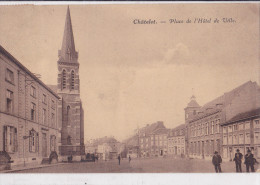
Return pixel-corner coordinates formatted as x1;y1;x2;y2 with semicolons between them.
0;7;85;169
125;81;260;161
85;136;126;161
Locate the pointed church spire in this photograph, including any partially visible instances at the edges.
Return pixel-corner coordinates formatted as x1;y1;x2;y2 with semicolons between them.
59;6;78;63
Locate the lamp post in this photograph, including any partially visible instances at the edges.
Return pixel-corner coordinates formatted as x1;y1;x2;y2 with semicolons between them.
22;128;34;167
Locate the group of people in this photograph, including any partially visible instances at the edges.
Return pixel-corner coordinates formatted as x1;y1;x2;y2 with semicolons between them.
117;155;132;165
212;149;259;173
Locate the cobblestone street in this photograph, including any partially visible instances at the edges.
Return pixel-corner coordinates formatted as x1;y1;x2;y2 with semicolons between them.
13;157;259;173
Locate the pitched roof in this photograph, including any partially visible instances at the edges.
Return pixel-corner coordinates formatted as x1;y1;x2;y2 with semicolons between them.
187;99;200;108
0;45;60;99
223;108;260;125
139;121;166;135
189;81;260;122
58;6;78;63
152;128;170;135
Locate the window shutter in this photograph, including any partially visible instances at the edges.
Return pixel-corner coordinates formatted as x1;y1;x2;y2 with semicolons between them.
14;128;18;152
36;133;39;153
29;131;32;152
3;126;7;152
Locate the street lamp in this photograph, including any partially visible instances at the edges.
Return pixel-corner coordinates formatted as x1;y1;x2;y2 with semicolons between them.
22;128;35;166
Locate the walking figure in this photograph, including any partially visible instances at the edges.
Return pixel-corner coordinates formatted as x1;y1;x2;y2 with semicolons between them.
244;149;256;172
234;149;243;172
212;151;222;173
118;155;121;165
129;155;131;163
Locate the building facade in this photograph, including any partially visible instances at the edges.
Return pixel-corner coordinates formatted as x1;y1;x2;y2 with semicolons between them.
184;81;260;160
55;7;85;160
168;124;185;156
0;45;60;167
222;108;260;161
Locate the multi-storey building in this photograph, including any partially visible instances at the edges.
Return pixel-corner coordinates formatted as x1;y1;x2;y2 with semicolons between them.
222;108;260;161
184;81;260;160
168;124;185;156
150;128;169;157
0;45;60;167
138;121;166;157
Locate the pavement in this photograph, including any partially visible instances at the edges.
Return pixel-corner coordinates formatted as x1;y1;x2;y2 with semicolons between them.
2;162;68;173
8;156;260;173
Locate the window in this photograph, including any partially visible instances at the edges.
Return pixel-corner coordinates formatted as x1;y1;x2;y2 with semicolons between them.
211;121;214;134
67;135;72;145
42;108;46;124
51;100;55;110
255;132;260;144
245;122;250;130
223;126;228;134
3;126;17;153
233;135;238;144
239;134;244;144
29;129;39;153
50;135;56;152
42;94;47;104
205;123;209;135
62;70;66;89
228;135;232;145
71;70;75;90
51;113;55;127
6;68;14;83
6;90;13;113
30;86;36;97
245;133;250;144
228;126;232;133
31;103;36;121
233;124;238;131
239;123;244;130
216;119;220;133
223;136;227;145
254;120;260;128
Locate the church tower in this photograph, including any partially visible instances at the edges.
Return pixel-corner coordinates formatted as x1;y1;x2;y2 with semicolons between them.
57;7;84;160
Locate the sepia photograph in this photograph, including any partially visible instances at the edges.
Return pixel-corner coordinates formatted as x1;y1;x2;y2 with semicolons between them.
0;2;259;180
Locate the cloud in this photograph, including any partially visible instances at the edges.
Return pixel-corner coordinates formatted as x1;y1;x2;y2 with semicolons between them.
163;43;191;65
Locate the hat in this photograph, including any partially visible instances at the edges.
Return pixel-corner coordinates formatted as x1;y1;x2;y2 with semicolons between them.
214;151;218;154
247;149;251;153
236;149;240;152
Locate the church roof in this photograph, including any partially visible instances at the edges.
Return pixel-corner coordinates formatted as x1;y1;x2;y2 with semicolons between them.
59;6;78;63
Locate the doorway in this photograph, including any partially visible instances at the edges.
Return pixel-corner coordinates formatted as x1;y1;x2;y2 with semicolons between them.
42;133;47;157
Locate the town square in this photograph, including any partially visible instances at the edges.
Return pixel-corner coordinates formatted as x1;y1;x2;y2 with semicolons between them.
0;3;259;176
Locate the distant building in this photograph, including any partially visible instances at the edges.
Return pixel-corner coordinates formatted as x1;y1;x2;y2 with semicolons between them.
222;108;260;160
168;124;185;156
138;121;167;157
0;45;60;167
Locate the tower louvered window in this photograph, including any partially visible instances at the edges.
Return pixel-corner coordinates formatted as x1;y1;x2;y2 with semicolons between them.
62;70;66;89
71;70;75;90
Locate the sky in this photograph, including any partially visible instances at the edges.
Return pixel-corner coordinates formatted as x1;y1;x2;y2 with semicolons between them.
0;3;259;142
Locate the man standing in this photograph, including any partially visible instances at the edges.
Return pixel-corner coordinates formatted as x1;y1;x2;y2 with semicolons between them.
212;151;222;173
244;149;255;172
129;155;131;163
118;155;121;165
233;149;243;172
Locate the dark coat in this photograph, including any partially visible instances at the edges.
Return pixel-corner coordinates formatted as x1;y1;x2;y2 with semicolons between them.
234;152;243;164
212;154;222;165
244;153;255;165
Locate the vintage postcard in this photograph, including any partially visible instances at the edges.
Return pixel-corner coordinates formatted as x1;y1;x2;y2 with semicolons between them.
0;2;259;184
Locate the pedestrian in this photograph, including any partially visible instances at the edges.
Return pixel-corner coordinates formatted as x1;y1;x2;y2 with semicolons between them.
233;149;243;172
118;155;121;165
212;151;222;173
244;149;256;172
129;155;131;163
